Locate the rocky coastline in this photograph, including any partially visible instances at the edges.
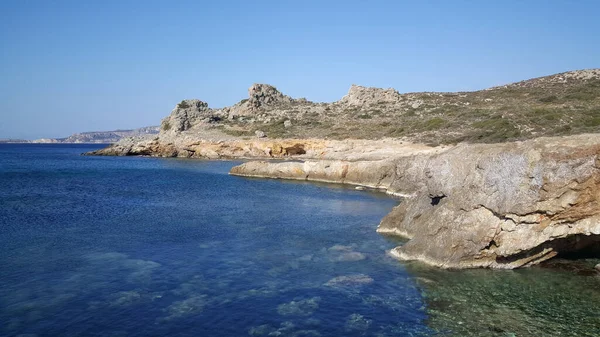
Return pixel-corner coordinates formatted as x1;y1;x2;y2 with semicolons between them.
86;69;600;269
230;134;600;269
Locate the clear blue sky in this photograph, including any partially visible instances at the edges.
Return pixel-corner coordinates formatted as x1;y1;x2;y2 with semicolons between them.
1;0;599;139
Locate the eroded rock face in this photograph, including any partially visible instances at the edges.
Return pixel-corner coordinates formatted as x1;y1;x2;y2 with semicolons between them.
223;83;297;119
380;135;600;268
339;84;403;106
230;134;600;269
160;99;215;133
248;83;294;109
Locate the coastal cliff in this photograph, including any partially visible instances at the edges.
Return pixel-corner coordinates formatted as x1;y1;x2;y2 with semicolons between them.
87;69;600;269
230;134;600;269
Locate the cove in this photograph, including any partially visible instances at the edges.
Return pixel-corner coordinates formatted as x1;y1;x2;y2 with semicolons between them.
0;144;599;337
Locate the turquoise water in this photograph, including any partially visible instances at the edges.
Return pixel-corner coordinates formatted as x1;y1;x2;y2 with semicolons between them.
1;144;599;337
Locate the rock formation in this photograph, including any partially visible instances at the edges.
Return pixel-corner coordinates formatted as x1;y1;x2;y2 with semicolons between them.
87;69;600;269
230;134;600;269
339;84;403;106
160;99;215;133
90;68;600;152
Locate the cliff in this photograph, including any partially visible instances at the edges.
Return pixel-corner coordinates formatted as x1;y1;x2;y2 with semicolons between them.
230;134;600;269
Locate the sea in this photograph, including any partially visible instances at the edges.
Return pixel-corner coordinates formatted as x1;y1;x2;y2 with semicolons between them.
0;144;599;337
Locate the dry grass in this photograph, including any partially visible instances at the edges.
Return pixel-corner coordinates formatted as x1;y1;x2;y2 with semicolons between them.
221;78;600;144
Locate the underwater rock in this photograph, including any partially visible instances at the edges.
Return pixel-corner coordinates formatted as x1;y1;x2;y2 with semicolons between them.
84;252;161;284
109;291;142;306
297;254;314;262
277;297;321;317
248;324;276;336
328;244;353;251
327;244;367;262
324;274;374;287
162;295;207;321
345;313;372;332
289;330;321;337
331;251;366;262
248;322;321;337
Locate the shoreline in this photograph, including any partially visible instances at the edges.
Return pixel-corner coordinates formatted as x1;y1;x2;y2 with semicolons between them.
225;133;600;269
85;132;600;270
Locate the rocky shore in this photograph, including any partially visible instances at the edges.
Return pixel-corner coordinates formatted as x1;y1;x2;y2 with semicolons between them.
230;134;600;269
87;70;600;269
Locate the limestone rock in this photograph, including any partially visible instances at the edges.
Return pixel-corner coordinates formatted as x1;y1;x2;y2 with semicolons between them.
160;99;212;133
379;134;600;269
345;313;371;332
255;130;266;138
324;274;374;287
277;297;320;317
248;83;294;109
221;83;298;119
339;84;402;106
230;134;600;269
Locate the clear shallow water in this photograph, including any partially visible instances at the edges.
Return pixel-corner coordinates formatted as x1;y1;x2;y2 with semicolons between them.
0;144;599;337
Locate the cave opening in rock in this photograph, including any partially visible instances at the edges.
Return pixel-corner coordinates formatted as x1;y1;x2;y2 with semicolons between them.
552;234;600;260
496;234;600;267
430;194;446;206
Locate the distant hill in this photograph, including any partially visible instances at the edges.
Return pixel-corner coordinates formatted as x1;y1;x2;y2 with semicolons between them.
0;126;159;144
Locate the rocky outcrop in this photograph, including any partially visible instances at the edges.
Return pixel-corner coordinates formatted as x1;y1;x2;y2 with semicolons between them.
160;99;218;133
230;159;398;190
221;84;300;119
246;83;294;109
87;137;440;161
338;84;403;106
497;69;600;89
88;68;600;153
230;134;600;269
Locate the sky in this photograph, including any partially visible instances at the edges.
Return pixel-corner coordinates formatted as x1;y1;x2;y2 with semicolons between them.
1;0;599;139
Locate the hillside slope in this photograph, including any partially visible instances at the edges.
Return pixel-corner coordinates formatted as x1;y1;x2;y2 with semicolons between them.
158;69;600;145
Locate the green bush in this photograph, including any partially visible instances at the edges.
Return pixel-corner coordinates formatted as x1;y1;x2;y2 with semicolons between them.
539;95;558;103
470;117;521;142
564;92;597;101
424;117;446;130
